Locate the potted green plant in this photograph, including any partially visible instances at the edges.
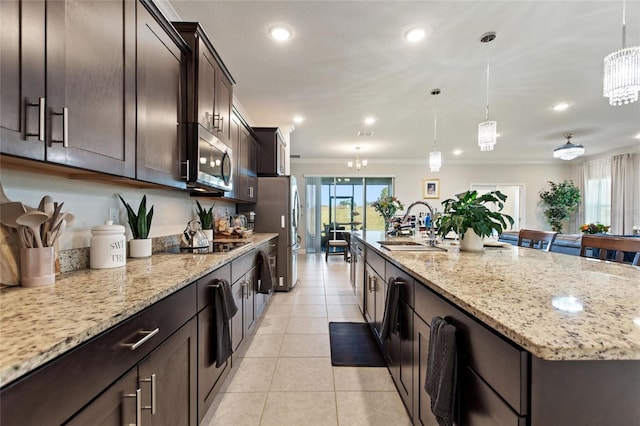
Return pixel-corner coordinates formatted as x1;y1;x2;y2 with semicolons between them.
436;190;514;252
118;194;154;258
195;200;215;241
539;180;580;233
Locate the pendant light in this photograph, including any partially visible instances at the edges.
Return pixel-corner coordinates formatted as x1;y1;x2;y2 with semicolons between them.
429;89;442;172
603;0;640;105
478;32;497;152
347;147;367;171
553;133;585;161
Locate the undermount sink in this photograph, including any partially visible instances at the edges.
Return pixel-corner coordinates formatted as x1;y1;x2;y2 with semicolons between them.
377;240;448;252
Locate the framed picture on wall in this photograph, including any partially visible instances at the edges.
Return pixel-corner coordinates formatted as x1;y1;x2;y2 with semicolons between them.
423;178;440;199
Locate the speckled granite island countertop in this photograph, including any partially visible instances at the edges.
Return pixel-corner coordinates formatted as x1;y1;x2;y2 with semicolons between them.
0;233;278;387
354;231;640;361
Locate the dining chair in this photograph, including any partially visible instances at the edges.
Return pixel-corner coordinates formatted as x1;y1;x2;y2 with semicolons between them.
517;229;557;252
325;224;349;262
579;235;640;266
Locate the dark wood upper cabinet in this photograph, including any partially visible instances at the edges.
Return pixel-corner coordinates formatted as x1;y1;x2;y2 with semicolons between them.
45;0;136;177
136;0;188;189
1;0;136;177
226;109;258;202
0;0;46;161
172;22;235;146
253;127;287;176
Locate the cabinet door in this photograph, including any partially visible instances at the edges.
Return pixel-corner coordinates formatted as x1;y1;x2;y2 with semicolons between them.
214;67;232;143
0;0;46;160
198;43;217;132
412;312;439;426
231;279;245;352
139;317;197;426
136;0;185;188
67;368;139;426
46;0;136;177
225;115;241;199
364;264;376;325
243;268;256;334
373;270;387;340
197;305;229;422
247;135;258;201
241;126;258;201
388;300;413;414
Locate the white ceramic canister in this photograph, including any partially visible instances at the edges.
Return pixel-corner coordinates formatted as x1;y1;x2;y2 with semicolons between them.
90;221;126;268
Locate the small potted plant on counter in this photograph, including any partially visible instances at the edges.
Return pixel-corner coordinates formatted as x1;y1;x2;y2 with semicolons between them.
580;223;610;234
195;200;215;241
436;190;514;252
118;194;154;258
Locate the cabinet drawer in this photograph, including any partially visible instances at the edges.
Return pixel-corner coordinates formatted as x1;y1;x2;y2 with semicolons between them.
0;283;197;425
232;249;256;284
197;263;231;311
386;262;414;308
462;367;526;426
366;247;385;280
414;283;528;415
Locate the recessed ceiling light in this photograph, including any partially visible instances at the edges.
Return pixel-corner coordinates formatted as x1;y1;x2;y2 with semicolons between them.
496;133;501;138
453;149;462;156
269;26;291;41
635;133;640;139
364;117;376;125
405;28;426;43
292;115;304;124
553;102;570;111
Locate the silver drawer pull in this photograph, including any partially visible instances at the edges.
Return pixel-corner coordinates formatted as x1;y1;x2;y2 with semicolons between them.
51;107;69;147
123;388;141;426
123;328;159;351
140;373;157;415
25;97;45;141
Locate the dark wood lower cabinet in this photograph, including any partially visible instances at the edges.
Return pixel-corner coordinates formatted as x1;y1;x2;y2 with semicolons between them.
412;312;438;426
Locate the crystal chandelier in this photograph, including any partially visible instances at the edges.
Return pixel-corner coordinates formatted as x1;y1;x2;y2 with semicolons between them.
553;134;585;161
347;147;367;171
603;0;640;105
429;89;442;172
478;32;497;151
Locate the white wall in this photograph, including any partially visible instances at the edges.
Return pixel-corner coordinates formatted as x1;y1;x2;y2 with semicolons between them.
1;166;235;250
291;160;574;249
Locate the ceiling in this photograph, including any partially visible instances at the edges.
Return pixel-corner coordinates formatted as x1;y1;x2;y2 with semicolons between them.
167;0;640;165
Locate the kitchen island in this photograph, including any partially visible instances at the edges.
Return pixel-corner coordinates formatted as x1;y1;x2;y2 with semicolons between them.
352;231;639;426
0;233;278;425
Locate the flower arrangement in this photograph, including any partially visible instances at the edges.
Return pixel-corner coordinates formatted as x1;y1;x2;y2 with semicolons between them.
580;223;610;234
371;188;404;221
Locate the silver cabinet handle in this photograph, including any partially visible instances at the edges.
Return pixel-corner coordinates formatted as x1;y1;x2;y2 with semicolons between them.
25;97;45;141
182;159;190;181
123;388;142;426
241;281;247;299
122;328;160;351
248;186;254;198
268;255;276;269
51;107;69;147
140;373;157;415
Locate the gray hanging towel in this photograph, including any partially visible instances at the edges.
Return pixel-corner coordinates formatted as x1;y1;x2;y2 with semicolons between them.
425;316;458;426
380;277;401;340
257;250;274;294
213;278;237;367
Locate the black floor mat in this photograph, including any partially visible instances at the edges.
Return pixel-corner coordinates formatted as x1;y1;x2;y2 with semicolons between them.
329;322;386;367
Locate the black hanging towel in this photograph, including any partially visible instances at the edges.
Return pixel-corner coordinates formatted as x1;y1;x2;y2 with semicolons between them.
425;316;458;426
213;279;238;367
257;250;274;294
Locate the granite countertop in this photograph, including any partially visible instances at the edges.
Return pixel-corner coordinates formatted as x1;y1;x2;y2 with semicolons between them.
0;233;278;387
354;231;640;361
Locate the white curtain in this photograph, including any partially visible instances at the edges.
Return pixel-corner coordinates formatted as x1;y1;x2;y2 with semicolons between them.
582;158;611;226
611;153;634;234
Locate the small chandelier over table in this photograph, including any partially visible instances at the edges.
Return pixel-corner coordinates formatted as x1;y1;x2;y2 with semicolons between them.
553;133;585;161
603;0;640;105
429;88;442;172
347;147;367;171
478;32;498;152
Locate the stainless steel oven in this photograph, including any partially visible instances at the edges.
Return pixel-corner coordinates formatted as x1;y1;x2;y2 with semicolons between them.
185;123;232;192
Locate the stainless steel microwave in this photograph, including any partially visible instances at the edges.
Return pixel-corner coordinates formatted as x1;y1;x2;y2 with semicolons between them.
185;123;233;192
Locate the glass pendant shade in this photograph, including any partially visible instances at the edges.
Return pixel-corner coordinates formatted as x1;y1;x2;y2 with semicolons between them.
429;150;441;172
478;120;497;151
553;134;585;160
603;46;640;105
347;148;367;171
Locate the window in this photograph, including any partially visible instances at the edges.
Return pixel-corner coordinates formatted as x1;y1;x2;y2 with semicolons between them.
583;159;611;225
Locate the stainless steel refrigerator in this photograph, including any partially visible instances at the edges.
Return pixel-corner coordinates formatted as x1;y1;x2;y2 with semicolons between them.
242;176;300;291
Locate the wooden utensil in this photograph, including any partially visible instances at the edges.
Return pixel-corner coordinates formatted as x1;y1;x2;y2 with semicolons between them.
16;211;49;248
0;202;27;228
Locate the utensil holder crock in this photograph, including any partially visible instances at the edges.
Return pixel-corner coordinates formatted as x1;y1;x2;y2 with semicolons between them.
20;246;55;287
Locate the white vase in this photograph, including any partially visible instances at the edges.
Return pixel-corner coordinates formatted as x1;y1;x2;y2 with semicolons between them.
129;238;152;258
203;229;214;243
460;228;484;252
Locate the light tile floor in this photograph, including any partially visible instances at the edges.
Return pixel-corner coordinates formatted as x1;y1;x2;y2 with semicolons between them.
200;254;412;426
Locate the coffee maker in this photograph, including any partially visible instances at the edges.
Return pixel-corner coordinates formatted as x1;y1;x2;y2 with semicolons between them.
246;211;255;231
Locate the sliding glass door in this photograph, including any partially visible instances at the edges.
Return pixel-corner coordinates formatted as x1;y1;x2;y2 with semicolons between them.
305;176;395;252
